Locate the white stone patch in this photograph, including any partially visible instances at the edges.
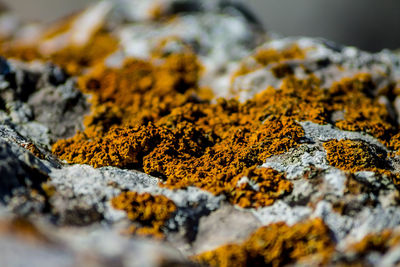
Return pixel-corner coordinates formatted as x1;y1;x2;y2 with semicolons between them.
118;13;264;98
252;201;311;226
49;164;223;222
300;121;387;150
379;245;400;267
236;176;259;191
323;168;347;196
263;145;330;180
232;67;281;102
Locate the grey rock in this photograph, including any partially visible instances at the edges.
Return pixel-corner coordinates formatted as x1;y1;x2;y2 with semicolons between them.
48;164;223;236
190;204;261;254
0;59;89;148
0;216;193;267
252;200;311;226
3;0;400;265
0;139;47;202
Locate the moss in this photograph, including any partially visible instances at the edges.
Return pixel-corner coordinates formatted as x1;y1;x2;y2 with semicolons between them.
111;192;177;239
194;218;335;267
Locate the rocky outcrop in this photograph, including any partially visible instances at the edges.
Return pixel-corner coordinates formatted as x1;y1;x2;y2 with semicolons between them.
1;1;400;266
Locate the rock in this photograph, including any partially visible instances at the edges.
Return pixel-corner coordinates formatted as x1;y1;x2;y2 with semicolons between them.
191;205;261;254
2;0;400;266
0;59;89;148
0;216;194;267
0;140;47;202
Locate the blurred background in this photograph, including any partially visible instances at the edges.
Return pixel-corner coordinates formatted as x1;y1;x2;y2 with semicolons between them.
1;0;399;52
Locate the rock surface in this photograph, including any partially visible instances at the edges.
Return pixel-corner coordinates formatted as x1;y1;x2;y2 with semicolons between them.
1;0;400;266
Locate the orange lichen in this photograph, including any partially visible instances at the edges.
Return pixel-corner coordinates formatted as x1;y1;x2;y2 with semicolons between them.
389;133;400;156
254;44;305;66
0;28;118;75
77;51;202;128
20;143;46;160
349;230;400;257
48;30;119;75
111;192;177;239
329;74;396;142
52;115;296;208
38;18;400;208
323;139;389;173
232;167;293;209
323;139;400;188
194;218;335;267
52;47;303;208
251;75;329;124
54;66;400;205
232;44;306;80
0;217;50;244
270;63;294;78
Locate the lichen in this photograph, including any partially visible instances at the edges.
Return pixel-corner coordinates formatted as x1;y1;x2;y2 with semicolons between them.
111;191;177;239
232;44;305;80
329;74;396;142
0;17;118;75
193;218;335;267
349;230;400;255
331;230;400;266
323;139;389;173
52;47;302;208
52;62;400;206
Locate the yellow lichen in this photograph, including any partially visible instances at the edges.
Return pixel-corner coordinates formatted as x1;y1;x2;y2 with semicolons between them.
0;27;118;75
346;229;400;263
111;192;177;239
53;69;400;206
329;74;396;142
194;218;335;267
52;48;302;208
254;44;305;66
232;44;306;80
323;139;388;173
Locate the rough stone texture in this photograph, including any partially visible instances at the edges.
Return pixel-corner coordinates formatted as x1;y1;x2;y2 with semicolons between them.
191;205;261;254
0;216;193;267
0;59;89;148
2;0;400;266
0;140;47;202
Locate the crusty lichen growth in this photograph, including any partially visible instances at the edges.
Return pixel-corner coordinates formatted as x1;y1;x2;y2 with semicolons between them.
193;218;335;267
331;229;400;266
232;44;306;79
329;74;396;142
52;68;400;205
353;231;400;259
52;47;300;208
254;44;306;65
111;192;177;239
232;167;293;208
350;230;400;255
323;139;400;187
0;12;118;75
323;139;389;173
16;9;395;208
